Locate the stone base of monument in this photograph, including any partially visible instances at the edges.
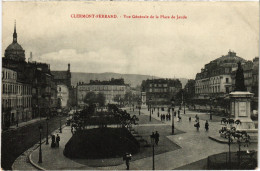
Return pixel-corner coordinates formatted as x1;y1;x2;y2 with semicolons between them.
236;122;256;130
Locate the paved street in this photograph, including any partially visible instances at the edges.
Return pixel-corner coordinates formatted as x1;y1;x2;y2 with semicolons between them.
1;116;67;170
26;107;257;170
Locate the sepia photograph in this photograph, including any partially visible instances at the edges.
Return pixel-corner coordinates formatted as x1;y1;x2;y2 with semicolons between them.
1;1;259;170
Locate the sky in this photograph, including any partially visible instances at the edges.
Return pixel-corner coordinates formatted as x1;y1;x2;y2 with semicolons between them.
2;1;259;79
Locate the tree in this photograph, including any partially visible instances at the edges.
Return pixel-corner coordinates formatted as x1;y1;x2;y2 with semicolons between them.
113;94;121;103
84;92;96;105
96;92;105;107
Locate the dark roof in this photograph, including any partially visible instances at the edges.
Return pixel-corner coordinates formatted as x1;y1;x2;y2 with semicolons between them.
6;42;24;51
51;71;68;80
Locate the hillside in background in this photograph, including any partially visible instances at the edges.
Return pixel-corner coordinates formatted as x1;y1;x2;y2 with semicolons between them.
71;72;189;88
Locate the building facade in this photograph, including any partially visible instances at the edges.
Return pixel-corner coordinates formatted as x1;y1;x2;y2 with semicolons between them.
2;22;58;129
76;78;129;106
2;67;32;127
51;64;72;109
195;50;246;99
142;78;182;106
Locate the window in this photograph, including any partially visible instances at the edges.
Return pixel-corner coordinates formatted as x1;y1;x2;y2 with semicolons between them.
226;87;229;93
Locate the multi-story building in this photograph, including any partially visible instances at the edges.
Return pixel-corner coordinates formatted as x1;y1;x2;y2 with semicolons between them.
142;78;182;106
252;57;259;97
2;67;32;127
51;64;72;109
2;22;58;125
76;78;129;106
195;50;246;99
184;79;195;99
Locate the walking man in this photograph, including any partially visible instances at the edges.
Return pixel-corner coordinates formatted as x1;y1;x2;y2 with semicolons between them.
51;134;56;148
155;131;160;145
123;152;132;170
196;122;200;131
56;134;60;147
205;120;209;131
189;117;191;122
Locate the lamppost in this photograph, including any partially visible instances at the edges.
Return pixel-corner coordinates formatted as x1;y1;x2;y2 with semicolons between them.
150;133;155;170
16;95;19;127
138;98;141;115
182;90;186;114
46;117;49;145
149;97;152;122
59;113;62;133
171;97;175;135
58;98;62;133
38;124;43;163
209;97;213;120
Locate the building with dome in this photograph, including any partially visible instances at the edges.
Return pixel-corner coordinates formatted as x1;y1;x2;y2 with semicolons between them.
2;23;58;129
4;22;25;62
195;50;246;99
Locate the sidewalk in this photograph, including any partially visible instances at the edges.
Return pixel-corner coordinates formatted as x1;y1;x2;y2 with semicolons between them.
27;107;257;170
4;117;47;132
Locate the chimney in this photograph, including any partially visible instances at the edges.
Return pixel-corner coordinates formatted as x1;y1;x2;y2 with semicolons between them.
68;63;70;72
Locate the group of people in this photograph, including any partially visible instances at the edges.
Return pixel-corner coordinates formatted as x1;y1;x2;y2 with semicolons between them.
51;134;60;148
160;113;171;121
151;131;160;145
193;114;209;131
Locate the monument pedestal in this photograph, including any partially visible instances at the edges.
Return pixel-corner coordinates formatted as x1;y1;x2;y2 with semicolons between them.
229;91;257;141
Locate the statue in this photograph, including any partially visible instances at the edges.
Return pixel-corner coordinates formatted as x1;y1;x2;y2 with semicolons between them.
234;61;246;91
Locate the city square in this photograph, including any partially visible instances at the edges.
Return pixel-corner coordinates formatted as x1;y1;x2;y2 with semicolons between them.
1;1;259;170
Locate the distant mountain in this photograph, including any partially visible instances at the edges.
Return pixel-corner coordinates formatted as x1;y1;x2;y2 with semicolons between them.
71;72;189;88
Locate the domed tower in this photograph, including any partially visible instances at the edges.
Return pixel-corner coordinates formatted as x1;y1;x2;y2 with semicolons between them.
4;21;25;62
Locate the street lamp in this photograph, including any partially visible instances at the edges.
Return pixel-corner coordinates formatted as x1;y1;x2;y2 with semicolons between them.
138;98;141;116
58;98;62;133
150;133;155;170
209;97;213;120
183;90;186;114
59;113;62;133
46;117;49;145
149;97;152;122
38;124;43;163
171;97;175;135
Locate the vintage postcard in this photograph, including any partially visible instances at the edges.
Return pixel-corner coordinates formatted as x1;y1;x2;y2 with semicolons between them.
1;1;259;170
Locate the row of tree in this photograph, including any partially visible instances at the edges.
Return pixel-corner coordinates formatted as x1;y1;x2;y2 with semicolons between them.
83;92;106;107
83;91;141;107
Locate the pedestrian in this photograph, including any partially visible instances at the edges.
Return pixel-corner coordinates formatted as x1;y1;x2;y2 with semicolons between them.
155;131;160;145
160;114;163;121
196;122;200;131
189;117;191;122
51;134;56;148
195;114;200;122
56;134;60;147
205;120;209;131
179;116;182;122
123;152;132;170
178;110;180;116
